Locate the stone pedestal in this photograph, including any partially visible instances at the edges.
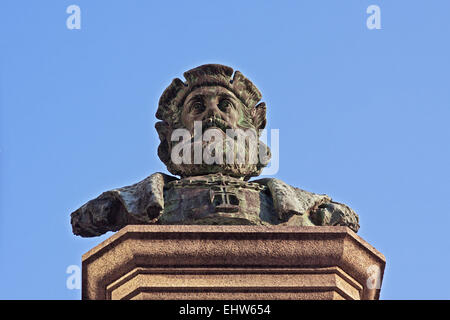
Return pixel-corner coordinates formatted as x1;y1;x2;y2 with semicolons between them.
82;225;385;300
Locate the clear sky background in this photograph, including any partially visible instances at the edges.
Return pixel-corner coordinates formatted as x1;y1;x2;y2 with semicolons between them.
1;0;449;299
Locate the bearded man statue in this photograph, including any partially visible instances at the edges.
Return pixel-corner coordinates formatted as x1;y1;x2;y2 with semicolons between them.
71;64;359;237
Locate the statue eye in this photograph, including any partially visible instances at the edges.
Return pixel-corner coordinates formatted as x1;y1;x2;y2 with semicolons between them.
218;99;232;112
191;102;205;113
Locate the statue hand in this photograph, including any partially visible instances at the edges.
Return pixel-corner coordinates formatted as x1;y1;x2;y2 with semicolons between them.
309;201;360;233
70;194;126;237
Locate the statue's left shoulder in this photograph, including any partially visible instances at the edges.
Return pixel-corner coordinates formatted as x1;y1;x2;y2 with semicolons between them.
253;178;360;232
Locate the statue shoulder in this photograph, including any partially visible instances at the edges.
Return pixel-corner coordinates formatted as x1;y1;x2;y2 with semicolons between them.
70;172;177;237
254;178;360;232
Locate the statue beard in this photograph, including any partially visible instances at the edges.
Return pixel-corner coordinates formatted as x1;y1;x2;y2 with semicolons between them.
166;123;271;180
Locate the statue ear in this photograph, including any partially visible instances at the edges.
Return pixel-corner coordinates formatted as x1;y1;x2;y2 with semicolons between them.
155;121;171;164
252;102;267;130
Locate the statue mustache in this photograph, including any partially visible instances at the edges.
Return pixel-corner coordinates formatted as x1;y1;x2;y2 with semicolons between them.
202;117;230;132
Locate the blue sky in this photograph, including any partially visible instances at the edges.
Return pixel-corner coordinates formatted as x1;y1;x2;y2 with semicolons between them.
1;0;449;299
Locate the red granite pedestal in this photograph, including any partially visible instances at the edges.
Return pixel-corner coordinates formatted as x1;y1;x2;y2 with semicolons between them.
82;225;385;300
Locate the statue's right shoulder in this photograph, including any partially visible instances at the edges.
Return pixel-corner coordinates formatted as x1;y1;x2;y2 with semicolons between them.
70;172;177;237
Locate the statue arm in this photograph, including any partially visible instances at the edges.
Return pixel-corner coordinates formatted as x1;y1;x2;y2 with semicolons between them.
256;178;360;232
256;178;331;220
70;172;176;237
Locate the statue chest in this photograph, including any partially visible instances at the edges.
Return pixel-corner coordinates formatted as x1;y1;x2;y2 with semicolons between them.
159;175;278;225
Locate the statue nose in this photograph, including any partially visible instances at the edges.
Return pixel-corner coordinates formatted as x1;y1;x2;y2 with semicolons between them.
205;101;221;118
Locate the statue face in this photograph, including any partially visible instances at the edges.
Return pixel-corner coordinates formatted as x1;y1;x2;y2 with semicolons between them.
181;86;243;133
155;65;270;180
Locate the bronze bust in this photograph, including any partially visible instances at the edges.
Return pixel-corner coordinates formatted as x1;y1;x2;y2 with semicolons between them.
71;64;359;237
